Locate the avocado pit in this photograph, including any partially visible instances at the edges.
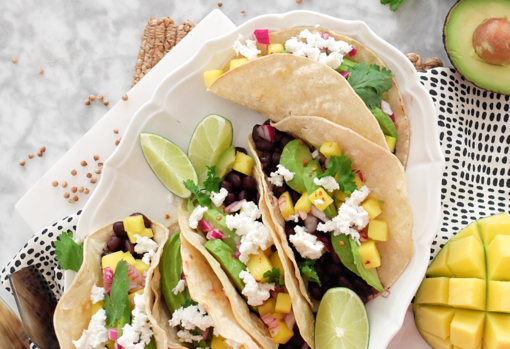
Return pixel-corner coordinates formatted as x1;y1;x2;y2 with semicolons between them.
473;17;510;66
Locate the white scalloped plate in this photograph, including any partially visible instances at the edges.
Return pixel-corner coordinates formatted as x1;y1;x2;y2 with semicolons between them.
74;10;444;349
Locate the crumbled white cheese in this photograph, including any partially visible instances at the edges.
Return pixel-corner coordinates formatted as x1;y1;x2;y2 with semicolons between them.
319;51;344;69
72;308;109;349
312;150;319;159
177;330;204;343
226;201;273;263
315;24;321;28
287;214;300;223
168;192;182;206
225;339;243;349
210;188;229;207
268;164;295;187
317;186;371;244
314;199;325;206
233;34;261;61
213;328;219;337
189;205;208;229
239;270;275;306
90;284;105;304
289;226;324;260
118;293;153;349
169;304;215;331
134;235;158;253
314;176;339;193
142;250;155;265
172;279;187;295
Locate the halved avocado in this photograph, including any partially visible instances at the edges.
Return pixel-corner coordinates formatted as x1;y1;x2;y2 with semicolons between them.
444;0;510;95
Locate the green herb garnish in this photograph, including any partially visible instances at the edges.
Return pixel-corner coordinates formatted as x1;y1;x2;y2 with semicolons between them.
347;63;394;109
104;260;131;327
318;155;357;194
298;260;321;287
263;267;285;286
380;0;404;11
183;166;221;206
54;231;84;272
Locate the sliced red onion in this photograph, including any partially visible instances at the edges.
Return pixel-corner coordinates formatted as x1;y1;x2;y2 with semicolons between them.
180;271;186;280
269;324;280;336
225;199;246;213
313;233;333;253
233;251;241;259
297;210;308;220
381;289;391;298
199;219;214;232
304;215;318;233
301;343;309;349
340;71;350;79
322;32;330;40
206;229;225;240
108;328;119;341
278;195;289;214
116;343;124;349
129;281;142;292
357;170;364;183
349;47;358;57
268;318;280;330
253;29;270;45
261;312;275;324
127;264;142;283
389;113;396;124
103;267;114;295
310;205;330;222
359;229;369;242
201;327;210;341
257;125;276;142
142;274;147;287
380;100;394;116
284;311;296;330
269;290;279;299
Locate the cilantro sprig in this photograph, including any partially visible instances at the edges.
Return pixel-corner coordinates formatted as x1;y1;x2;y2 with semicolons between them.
263;267;285;286
380;0;404;11
347;63;394;109
183;166;221;206
298;260;321;287
54;231;84;272
318;155;357;194
104;260;131;327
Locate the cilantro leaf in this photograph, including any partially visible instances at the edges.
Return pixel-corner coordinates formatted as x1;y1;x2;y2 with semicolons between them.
263;267;285;286
104;260;131;327
298;260;321;287
183;166;221;207
380;0;404;11
203;166;221;194
347;63;394;109
183;179;211;206
318;156;357;194
54;231;83;272
182;298;199;309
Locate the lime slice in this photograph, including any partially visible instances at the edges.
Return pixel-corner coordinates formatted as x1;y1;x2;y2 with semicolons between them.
315;288;369;349
188;114;232;187
140;132;197;198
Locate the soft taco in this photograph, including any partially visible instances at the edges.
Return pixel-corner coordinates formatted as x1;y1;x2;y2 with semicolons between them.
248;117;413;308
205;26;410;167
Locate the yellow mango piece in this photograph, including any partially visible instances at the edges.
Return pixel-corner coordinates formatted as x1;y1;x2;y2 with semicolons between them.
447;236;486;279
272;312;285;320
357;240;381;269
354;173;364;190
367;219;388;241
102;251;126;272
278;192;295;221
263;246;274;258
453;345;481;349
319;141;342;158
270;251;285;278
334;190;349;202
128;289;144;311
487;235;510;281
232;152;254;176
450;309;485;349
485;313;510;349
268;44;284;54
127;227;154;244
427;244;455;278
91;300;104;316
308;188;333;211
230;58;249;70
106;341;115;349
211;336;228;349
361;197;382;219
247;250;273;282
271;321;294;344
258;298;276;316
448;278;486;310
487;281;510;313
451;221;482;243
414;305;455;339
385;135;397;153
123;215;145;235
478;213;510;246
204;70;224;88
294;192;311;214
275;293;292;314
122;252;136;266
415;277;450;306
134;259;150;275
420;331;453;349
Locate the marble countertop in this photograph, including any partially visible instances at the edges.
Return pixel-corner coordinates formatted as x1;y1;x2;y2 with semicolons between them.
0;0;456;331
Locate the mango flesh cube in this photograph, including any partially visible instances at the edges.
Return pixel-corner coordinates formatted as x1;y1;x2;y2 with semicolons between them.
451;221;482;243
448;278;486;310
319;141;342;158
334;190;349;203
263;247;274;258
101;251;135;272
414;305;455;339
278;192;295;221
271;321;294;344
232;152;254;176
275;293;292;314
229;58;249;70
308;188;333;211
367;219;388;241
385;135;397;153
270;251;285;278
127;227;154;244
123;215;145;235
487;235;510;281
272;312;285;320
204;70;224;88
268;44;284;54
354;173;364;190
487;281;510;313
447;236;486;279
420;331;453;349
484;313;510;349
211;336;228;349
294;192;311;214
357;240;381;269
106;341;115;349
134;259;150;275
91;300;104;316
122;251;136;266
478;213;510;246
246;251;273;282
427;243;455;278
415;277;450;306
258;298;276;316
450;309;485;349
361;197;382;219
453;345;482;349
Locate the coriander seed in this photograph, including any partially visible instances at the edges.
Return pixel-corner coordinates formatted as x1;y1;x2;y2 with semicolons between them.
218;1;223;6
103;100;109;106
84;188;90;194
78;186;84;193
113;129;119;134
71;169;77;176
84;100;90;105
241;10;246;16
64;192;70;199
28;153;34;159
52;181;58;187
122;94;128;101
19;160;25;166
37;151;42;157
12;58;17;64
89;95;96;101
62;181;68;188
115;140;120;146
40;146;46;152
91;177;97;184
86;173;92;178
95;168;101;174
93;155;99;161
97;94;103;100
71;186;77;193
81;160;87;167
73;195;79;202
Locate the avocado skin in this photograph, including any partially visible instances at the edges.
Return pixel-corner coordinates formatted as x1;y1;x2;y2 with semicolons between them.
216;146;236;179
280;139;313;194
204;239;247;293
202;207;238;251
160;232;191;314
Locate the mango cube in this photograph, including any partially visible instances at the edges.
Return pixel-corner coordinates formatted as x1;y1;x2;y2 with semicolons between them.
134;259;150;275
487;281;510;313
272;312;285;320
484;313;510;349
385;135;397;153
361;197;382;219
270;251;285;278
450;310;485;349
487;235;510;281
478;213;510;246
415;277;450;306
414;305;455;339
334;190;349;203
278;192;295;221
211;336;228;349
204;70;224;88
357;240;381;269
275;293;292;314
419;331;453;349
271;321;294;344
427;244;455;278
367;219;388;241
123;215;145;235
448;278;486;310
447;236;485;279
229;58;249;70
91;300;104;316
122;251;136;266
106;341;115;349
127;227;154;244
354;173;364;190
232;152;254;176
308;188;333;211
268;44;284;54
263;246;274;258
128;289;144;311
258;298;276;316
319;141;342;158
246;250;273;282
451;221;482;243
102;251;135;272
294;192;311;214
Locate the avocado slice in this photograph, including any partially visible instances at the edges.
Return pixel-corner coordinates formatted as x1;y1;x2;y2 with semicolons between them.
370;107;398;139
216;146;236;179
204;239;246;292
444;0;510;94
280;139;313;194
202;207;238;251
145;336;156;349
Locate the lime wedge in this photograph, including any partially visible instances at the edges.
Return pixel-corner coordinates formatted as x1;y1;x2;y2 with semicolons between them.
188;114;232;187
315;288;369;349
140;133;197;198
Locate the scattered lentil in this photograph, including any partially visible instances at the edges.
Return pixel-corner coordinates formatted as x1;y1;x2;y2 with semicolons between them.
19;160;25;166
86;173;92;178
98;162;104;167
71;169;77;176
12;58;17;64
40;146;46;152
84;188;90;194
52;181;58;187
89;95;96;101
37;151;42;157
103;100;109;106
91;177;97;184
28;153;34;159
62;181;68;188
84;100;90;105
95;168;102;174
71;187;77;193
78;186;84;193
97;94;104;101
93;155;100;161
241;10;246;16
68;198;74;204
218;1;223;6
296;0;302;3
122;94;128;101
81;160;87;167
38;69;44;74
115;140;120;146
73;196;79;202
113;129;119;134
64;192;70;199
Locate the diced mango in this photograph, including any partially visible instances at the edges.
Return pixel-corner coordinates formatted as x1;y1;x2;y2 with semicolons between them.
275;293;292;314
334;190;349;203
487;281;510;313
204;70;224;88
211;336;228;349
271;321;294;344
484;313;510;349
361;197;382;219
487;235;510;281
419;331;453;349
451;221;482;243
123;215;145;235
385;135;397;153
415;277;450;306
232;152;254;176
134;259;150;275
230;58;249;70
294;192;311;214
272;312;285;320
268;44;284;54
319;141;342;158
308;188;333;211
427;244;455;278
448;278;486;310
354;173;364;190
258;298;276;316
478;213;510;246
122;251;136;266
278;192;295;221
357;240;381;269
367;219;388;241
447;236;485;279
102;251;127;272
270;251;285;278
246;250;273;282
450;310;485;349
128;289;144;311
263;246;274;258
106;341;115;349
414;305;455;339
127;227;154;244
91;300;104;316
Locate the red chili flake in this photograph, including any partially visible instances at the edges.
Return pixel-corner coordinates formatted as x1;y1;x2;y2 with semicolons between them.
312;166;317;171
365;261;371;264
339;241;345;246
299;140;304;145
303;159;309;167
165;214;170;219
216;216;222;220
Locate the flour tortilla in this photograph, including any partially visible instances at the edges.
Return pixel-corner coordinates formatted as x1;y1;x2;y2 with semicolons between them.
54;219;170;349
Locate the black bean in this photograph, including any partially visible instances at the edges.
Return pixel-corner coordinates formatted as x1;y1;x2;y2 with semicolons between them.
309;282;323;300
134;253;144;260
314;261;324;276
274;131;283;143
258;151;272;168
354;278;369;292
130;212;151;228
359;293;369;304
101;250;113;258
272;184;288;198
124;239;135;255
263;119;271;126
265;164;278;176
289;189;301;204
226;172;242;189
252;125;262;142
236;147;247;155
224;193;237;206
331;251;342;264
220;180;233;193
280;135;293;148
292;333;305;346
107;236;122;252
238;190;248;201
321;275;331;285
255;138;274;151
272;150;282;164
337;275;354;290
285;225;295;237
113;221;127;238
248;194;258;203
325;262;342;275
242;176;256;192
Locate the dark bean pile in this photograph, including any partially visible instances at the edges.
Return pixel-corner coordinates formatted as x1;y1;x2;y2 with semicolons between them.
219;148;259;206
102;212;152;259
